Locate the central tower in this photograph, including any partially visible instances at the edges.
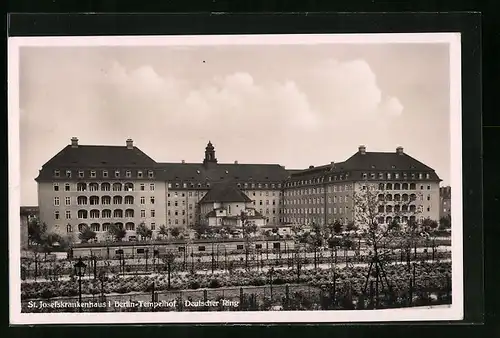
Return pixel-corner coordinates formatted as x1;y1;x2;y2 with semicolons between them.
203;141;218;166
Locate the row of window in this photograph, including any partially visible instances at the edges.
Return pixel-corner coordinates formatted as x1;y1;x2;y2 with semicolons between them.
54;169;155;179
363;172;431;181
167;182;283;189
168;191;206;198
66;222;156;233
285;207;348;215
285;195;349;205
285;185;350;197
55;209;156;220
286;173;351;187
53;195;157;206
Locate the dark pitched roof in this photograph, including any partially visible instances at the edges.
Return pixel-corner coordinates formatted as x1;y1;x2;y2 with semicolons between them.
199;183;253;203
36;144;158;181
342;152;435;172
156;162;289;183
289;150;441;181
43;145;157;168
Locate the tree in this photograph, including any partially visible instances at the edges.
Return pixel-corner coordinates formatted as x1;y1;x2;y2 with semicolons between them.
170;227;181;239
107;223;126;242
192;223;210;239
28;218;47;246
352;183;423;300
78;224;97;243
439;216;451;231
136;222;152;240
158;225;169;240
39;232;62;256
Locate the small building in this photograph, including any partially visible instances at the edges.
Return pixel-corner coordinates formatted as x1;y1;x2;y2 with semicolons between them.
199;183;267;228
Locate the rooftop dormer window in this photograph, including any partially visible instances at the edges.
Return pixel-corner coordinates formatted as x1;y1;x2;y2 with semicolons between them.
66;170;72;178
54;170;60;177
78;171;84;178
125;171;131;178
90;170;96;178
148;171;154;178
115;171;120;178
426;173;430;179
138;171;143;178
103;170;108;178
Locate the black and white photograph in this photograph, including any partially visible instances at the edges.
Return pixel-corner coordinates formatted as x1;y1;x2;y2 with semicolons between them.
8;33;463;324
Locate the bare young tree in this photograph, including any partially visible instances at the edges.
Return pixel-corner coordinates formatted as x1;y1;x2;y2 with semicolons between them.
353;181;425;302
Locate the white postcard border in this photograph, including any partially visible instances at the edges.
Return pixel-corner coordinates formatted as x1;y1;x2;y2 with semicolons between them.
8;32;463;324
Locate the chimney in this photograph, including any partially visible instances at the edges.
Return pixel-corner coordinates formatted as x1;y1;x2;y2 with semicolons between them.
181;160;185;164
234;160;238;164
126;139;133;149
71;137;78;148
309;165;314;169
358;145;366;154
396;146;404;155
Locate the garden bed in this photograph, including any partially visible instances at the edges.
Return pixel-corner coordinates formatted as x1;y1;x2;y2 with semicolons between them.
21;261;451;301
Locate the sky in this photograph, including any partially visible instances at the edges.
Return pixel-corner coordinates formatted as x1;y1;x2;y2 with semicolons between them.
17;41;451;206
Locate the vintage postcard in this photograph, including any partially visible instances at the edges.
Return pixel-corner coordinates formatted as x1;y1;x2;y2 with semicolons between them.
8;33;463;324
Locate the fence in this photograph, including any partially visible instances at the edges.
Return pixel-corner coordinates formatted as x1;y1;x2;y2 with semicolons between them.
21;249;451;281
21;275;452;313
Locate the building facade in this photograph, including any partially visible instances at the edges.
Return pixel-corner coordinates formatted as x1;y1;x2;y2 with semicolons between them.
35;139;442;242
439;186;452;220
282;146;441;227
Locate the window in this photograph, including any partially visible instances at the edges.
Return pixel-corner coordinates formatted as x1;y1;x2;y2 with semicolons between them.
178;247;185;252
427;195;431;201
140;210;146;217
138;171;143;178
54;170;60;177
78;171;84;178
148;171;154;178
90;170;96;178
53;183;59;191
115;171;120;178
66;170;72;178
198;246;206;252
140;197;145;205
255;244;263;249
387;173;392;179
426;173;430;179
64;183;70;191
140;184;145;191
151;210;155;217
65;210;71;219
126;171;131;178
54;211;60;220
151;223;156;230
237;245;244;250
168;183;172;188
273;242;281;249
63;197;70;206
150;196;155;204
66;224;72;232
54;197;60;206
150;184;155;191
427;185;431;190
103;170;108;178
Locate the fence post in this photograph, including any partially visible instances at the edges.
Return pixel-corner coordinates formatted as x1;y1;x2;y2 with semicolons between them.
239;287;244;311
369;281;374;309
446;274;451;301
203;289;208;311
409;278;413;307
285;284;290;309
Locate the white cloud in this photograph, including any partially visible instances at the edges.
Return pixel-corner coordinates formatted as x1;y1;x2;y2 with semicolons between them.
19;51;408;205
